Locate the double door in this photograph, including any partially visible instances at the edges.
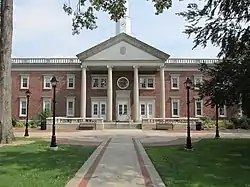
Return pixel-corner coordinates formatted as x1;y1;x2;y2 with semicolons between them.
140;101;154;119
91;101;106;120
117;99;129;121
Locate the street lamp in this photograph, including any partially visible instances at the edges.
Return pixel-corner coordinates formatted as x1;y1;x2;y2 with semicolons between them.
24;90;31;137
215;104;220;138
50;76;58;150
184;77;192;150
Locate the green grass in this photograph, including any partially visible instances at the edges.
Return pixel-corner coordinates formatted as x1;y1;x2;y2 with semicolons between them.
146;138;250;187
0;141;96;187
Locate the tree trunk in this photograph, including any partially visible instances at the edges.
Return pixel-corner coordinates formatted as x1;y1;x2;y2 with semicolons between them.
0;0;14;144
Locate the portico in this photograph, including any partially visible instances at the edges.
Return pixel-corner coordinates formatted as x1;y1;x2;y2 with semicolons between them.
77;33;169;122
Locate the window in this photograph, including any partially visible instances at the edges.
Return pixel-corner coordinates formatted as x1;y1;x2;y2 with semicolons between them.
91;99;107;120
43;75;52;89
140;100;155;119
170;75;179;89
194;76;202;90
67;75;75;89
219;105;227;117
66;97;75;117
20;75;29;89
171;99;179;117
43;98;51;113
19;98;27;117
195;99;203;117
139;76;155;89
91;76;107;89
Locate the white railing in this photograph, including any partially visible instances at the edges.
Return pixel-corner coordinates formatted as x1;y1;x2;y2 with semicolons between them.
46;117;104;125
142;117;199;124
11;57;218;64
12;58;80;64
166;58;218;64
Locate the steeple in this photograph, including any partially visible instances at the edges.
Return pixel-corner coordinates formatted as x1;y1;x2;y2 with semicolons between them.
116;0;131;35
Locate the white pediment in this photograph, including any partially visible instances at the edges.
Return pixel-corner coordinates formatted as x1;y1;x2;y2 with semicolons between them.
77;33;170;62
85;41;160;61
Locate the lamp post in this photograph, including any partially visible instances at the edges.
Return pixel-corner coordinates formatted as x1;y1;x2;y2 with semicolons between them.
184;77;192;150
215;104;220;138
50;76;58;150
24;90;31;137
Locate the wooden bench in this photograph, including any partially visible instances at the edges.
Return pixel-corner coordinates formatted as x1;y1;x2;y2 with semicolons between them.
78;122;96;130
156;122;174;130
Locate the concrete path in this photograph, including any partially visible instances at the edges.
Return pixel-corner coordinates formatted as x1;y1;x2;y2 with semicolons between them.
66;137;166;187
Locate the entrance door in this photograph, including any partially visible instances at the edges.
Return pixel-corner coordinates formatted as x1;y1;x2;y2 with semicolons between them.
91;101;106;120
117;100;129;121
140;101;154;119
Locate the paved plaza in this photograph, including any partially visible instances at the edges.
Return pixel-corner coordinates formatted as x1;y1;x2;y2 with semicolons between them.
13;129;250;187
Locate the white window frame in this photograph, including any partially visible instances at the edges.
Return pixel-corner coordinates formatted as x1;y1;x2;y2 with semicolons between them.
139;75;155;89
20;75;29;89
91;75;108;89
67;74;75;89
43;75;52;89
171;99;180;117
219;105;227;117
139;98;155;119
42;98;52;113
66;97;75;117
195;99;203;117
91;97;107;120
170;74;179;90
19;97;27;117
194;76;202;90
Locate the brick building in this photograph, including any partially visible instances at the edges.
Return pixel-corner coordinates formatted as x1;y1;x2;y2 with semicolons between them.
11;1;228;128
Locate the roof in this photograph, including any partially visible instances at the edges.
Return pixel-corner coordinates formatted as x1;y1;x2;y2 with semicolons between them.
76;33;170;61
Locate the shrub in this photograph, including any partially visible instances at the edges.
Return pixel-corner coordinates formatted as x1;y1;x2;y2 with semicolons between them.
12;117;18;127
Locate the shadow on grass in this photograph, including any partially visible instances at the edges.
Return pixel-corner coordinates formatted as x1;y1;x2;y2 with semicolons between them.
146;138;250;187
0;141;96;187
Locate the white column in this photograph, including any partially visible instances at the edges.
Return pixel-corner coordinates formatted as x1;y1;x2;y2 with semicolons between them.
133;66;139;122
80;65;87;118
160;66;166;118
107;65;113;121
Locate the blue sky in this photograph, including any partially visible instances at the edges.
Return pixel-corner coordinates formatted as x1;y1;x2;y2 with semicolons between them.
13;0;219;58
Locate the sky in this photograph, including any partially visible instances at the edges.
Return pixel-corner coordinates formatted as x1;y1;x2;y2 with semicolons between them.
13;0;220;58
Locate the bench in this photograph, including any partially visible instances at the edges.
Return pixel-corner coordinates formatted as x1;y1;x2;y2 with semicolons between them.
156;122;174;130
78;122;96;130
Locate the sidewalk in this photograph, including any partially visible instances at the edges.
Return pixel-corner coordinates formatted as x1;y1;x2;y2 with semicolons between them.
66;137;166;187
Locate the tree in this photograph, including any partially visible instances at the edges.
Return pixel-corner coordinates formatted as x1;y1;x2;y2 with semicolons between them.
0;0;14;143
177;0;250;117
63;0;173;35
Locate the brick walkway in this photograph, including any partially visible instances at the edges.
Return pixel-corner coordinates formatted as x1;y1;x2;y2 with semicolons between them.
66;137;166;187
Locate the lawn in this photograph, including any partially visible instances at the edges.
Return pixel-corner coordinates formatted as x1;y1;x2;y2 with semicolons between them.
0;140;96;187
145;138;250;187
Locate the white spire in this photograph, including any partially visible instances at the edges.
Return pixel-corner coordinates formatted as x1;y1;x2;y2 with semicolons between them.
116;0;131;35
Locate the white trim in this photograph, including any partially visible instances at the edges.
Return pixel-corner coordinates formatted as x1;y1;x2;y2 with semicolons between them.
171;99;180;117
194;76;203;90
66;97;75;117
170;75;179;90
43;75;52;89
139;98;155;119
117;76;129;89
20;75;29;89
139;75;155;89
12;68;81;71
67;74;75;89
219;105;227;117
91;75;108;89
83;61;163;67
19;97;27;117
195;99;203;117
42;97;52;112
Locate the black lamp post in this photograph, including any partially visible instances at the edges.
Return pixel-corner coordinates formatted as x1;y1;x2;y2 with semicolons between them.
50;76;58;150
184;77;192;150
215;104;220;138
24;90;31;137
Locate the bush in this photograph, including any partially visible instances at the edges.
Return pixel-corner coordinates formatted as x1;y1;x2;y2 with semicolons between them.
230;116;250;129
12;117;18;127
